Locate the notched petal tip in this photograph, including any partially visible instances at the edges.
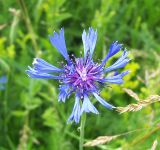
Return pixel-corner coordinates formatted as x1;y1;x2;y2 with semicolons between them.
104;48;130;73
49;28;69;61
84;27;98;58
101;41;123;67
103;70;129;84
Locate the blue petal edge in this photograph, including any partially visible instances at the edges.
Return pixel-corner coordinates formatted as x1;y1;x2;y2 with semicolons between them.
58;85;69;102
32;58;63;73
104;71;129;84
82;27;97;59
93;93;115;109
49;28;69;61
26;66;62;80
67;96;81;124
104;49;130;72
81;95;99;115
101;41;122;66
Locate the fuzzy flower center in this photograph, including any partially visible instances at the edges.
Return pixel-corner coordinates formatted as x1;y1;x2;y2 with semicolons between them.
62;58;103;94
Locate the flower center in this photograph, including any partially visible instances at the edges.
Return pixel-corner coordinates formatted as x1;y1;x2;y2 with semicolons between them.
62;58;103;94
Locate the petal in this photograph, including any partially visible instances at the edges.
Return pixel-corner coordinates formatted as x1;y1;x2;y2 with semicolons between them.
104;71;129;84
33;58;63;73
101;41;122;66
82;27;97;59
58;85;69;102
67;96;81;123
82;30;89;59
26;66;62;80
0;76;7;83
93;93;115;109
81;95;99;115
49;28;69;61
104;49;130;72
88;27;97;57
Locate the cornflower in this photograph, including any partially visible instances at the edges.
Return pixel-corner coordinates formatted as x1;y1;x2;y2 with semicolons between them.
26;27;130;123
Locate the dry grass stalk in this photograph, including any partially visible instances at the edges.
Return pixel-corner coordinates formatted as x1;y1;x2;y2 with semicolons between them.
9;8;21;16
17;124;39;150
123;88;140;101
149;69;160;79
84;128;151;147
17;124;30;150
84;135;119;147
151;140;158;150
116;94;160;113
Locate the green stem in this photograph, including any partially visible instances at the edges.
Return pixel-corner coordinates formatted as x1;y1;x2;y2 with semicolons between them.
79;113;86;150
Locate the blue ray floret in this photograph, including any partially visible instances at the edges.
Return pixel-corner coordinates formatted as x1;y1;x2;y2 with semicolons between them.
26;27;130;124
68;95;81;123
49;28;70;62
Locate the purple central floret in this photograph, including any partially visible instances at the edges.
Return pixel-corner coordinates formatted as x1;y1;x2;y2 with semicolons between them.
26;27;130;123
62;58;103;96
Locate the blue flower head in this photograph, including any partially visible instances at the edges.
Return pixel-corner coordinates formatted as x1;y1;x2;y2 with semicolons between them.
0;75;7;90
26;28;130;123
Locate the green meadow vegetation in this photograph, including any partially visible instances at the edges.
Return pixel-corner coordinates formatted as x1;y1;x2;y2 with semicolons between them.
0;0;160;149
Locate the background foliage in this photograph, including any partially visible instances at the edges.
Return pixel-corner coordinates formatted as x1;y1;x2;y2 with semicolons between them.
0;0;160;149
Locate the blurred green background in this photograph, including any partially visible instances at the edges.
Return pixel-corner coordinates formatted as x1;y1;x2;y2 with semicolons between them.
0;0;160;149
